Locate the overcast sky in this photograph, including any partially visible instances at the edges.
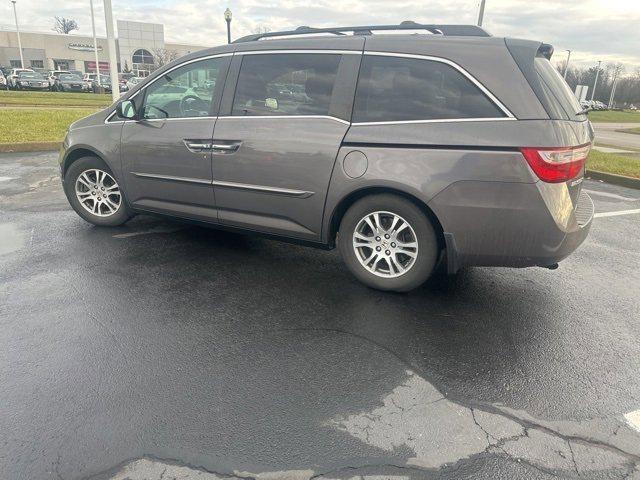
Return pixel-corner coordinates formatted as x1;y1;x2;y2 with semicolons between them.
2;0;639;71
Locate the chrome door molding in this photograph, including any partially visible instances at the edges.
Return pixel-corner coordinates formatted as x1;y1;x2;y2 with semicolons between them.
212;180;314;198
216;115;351;125
131;171;211;185
131;172;313;198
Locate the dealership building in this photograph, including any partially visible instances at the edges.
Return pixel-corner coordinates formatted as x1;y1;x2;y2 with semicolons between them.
0;20;208;76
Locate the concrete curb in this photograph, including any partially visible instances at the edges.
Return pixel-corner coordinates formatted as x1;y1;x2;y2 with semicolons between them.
0;142;60;153
586;170;640;190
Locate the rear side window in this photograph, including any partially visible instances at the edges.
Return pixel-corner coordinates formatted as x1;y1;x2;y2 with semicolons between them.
353;55;506;123
232;53;341;117
534;57;585;121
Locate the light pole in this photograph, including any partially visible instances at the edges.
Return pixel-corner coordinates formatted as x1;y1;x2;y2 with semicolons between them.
477;0;486;27
563;50;571;80
590;60;601;103
90;0;101;86
224;8;232;44
11;0;25;69
102;0;120;101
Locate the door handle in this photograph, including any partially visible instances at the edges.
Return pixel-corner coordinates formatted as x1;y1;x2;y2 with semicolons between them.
211;141;241;154
183;139;212;153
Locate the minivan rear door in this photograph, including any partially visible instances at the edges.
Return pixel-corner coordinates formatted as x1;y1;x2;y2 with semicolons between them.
210;50;361;241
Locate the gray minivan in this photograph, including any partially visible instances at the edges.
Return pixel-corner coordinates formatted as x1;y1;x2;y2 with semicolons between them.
59;23;594;292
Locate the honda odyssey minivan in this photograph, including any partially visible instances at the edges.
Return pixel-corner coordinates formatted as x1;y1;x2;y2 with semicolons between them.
59;22;594;292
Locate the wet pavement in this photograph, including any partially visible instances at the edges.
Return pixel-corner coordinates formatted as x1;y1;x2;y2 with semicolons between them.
1;151;640;480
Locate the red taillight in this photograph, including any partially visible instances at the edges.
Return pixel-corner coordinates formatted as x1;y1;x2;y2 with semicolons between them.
520;144;591;183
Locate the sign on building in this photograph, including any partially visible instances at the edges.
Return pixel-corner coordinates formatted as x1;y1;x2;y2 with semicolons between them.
84;61;110;73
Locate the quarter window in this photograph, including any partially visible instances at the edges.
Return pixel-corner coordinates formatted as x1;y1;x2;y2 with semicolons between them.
232;53;341;117
142;58;223;119
353;55;506;123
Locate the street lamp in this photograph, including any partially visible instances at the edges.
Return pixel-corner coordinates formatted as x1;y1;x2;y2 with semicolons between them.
89;0;101;86
563;50;571;80
590;60;602;103
224;8;232;44
11;0;25;69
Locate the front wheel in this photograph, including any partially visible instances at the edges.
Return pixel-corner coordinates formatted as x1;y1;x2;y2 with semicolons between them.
338;194;439;292
63;156;133;226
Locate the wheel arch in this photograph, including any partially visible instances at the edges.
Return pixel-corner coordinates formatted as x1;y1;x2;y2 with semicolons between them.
62;146;109;178
327;186;446;252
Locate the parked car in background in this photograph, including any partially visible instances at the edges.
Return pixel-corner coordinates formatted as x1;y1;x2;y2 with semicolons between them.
125;76;143;90
91;74;112;93
0;71;7;90
47;70;71;90
82;73;98;92
13;71;49;90
7;68;34;89
54;73;84;92
59;22;595;292
118;72;135;91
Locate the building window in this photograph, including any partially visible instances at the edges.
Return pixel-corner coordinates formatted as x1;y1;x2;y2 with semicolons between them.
30;60;44;69
10;60;22;68
132;49;154;65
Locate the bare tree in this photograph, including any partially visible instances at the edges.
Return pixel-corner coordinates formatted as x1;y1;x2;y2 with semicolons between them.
53;17;79;34
152;48;179;68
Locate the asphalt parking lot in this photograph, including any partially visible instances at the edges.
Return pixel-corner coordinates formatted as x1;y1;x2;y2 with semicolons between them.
1;151;640;480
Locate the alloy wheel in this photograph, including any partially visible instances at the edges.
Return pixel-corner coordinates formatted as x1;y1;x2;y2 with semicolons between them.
352;211;419;278
74;169;122;217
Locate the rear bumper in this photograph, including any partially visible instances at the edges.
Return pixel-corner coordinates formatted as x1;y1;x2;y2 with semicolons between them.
429;180;594;272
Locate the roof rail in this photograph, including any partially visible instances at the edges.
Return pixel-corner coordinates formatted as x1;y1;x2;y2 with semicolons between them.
233;21;491;43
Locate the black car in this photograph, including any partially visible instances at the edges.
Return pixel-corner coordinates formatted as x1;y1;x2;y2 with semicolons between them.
91;75;112;93
55;73;84;92
14;71;49;90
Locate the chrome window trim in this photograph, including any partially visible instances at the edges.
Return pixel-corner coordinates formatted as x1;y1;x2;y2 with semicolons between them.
361;51;515;119
235;49;361;56
351;117;517;126
217;115;350;125
105;49;515;125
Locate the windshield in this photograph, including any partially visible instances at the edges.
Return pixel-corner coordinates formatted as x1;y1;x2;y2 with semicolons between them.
19;72;44;79
60;74;81;81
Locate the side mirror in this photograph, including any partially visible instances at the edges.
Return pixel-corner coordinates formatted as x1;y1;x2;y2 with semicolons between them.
116;99;136;119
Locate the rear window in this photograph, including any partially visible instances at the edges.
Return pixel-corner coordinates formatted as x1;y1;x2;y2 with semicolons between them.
353;55;506;123
535;57;585;121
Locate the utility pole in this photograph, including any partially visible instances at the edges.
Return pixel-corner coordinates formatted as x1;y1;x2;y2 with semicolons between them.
563;50;571;80
103;0;120;101
590;60;601;103
477;0;486;26
11;1;25;69
90;0;101;86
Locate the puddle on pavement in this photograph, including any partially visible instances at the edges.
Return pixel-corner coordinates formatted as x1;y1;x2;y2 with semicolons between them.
0;223;25;255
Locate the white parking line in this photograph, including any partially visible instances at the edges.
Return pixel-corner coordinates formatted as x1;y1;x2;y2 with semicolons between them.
594;209;640;218
0;176;15;182
583;189;638;202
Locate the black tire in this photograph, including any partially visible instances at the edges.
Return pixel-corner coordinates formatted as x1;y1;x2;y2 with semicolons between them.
338;194;439;292
63;156;133;227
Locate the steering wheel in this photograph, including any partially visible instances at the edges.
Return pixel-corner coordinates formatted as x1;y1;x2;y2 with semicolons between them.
180;95;208;116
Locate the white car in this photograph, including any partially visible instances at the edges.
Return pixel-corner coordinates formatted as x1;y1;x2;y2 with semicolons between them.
47;70;71;90
0;71;8;90
125;76;143;90
7;68;34;89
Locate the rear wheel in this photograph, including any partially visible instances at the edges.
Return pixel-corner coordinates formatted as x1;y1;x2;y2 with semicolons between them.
63;156;133;226
338;194;439;292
